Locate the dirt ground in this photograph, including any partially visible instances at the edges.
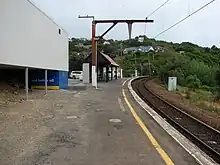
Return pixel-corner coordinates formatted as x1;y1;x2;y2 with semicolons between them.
0;87;83;165
146;79;220;131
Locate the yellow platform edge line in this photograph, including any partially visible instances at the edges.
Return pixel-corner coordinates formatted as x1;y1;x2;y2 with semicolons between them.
122;89;175;165
31;86;60;90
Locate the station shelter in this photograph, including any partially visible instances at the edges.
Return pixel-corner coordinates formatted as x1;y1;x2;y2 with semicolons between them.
83;51;120;83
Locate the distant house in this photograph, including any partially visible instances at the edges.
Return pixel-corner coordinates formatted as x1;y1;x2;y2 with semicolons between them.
179;51;185;54
103;41;111;45
154;46;165;52
139;46;154;52
123;47;139;54
123;46;154;54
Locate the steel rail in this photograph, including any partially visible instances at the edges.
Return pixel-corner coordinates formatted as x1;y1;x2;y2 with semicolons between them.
132;78;220;163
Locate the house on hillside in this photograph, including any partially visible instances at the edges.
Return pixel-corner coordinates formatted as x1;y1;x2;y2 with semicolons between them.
179;51;185;54
123;47;138;54
123;46;154;54
154;46;166;52
103;41;111;45
139;46;154;52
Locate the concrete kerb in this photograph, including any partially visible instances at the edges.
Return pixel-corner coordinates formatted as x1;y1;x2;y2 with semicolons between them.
127;77;218;165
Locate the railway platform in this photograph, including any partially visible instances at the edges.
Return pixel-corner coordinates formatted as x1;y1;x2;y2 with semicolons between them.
1;78;215;165
43;79;199;164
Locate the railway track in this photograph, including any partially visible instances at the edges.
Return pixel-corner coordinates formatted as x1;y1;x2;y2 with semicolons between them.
132;77;220;163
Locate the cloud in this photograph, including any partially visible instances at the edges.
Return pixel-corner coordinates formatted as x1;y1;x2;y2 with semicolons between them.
31;0;220;47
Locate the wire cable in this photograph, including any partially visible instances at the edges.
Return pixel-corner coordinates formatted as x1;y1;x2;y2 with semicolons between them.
144;0;171;36
147;0;171;19
153;0;216;38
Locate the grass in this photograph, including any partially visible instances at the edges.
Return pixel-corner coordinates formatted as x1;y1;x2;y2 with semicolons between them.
176;86;220;113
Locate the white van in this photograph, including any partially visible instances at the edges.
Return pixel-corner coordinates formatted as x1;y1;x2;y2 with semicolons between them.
70;71;83;80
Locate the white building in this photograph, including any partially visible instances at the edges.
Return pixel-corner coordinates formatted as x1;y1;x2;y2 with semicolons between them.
0;0;69;98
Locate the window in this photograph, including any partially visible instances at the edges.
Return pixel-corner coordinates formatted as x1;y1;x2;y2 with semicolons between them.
72;71;82;74
58;28;62;35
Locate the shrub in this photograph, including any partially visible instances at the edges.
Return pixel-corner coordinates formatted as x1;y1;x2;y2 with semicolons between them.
215;71;220;99
186;75;201;90
200;85;210;91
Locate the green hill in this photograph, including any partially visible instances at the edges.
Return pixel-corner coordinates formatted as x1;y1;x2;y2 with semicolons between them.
69;36;220;94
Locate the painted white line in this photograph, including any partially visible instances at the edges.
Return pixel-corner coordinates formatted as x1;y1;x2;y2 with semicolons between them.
122;78;129;87
118;97;126;112
128;78;218;165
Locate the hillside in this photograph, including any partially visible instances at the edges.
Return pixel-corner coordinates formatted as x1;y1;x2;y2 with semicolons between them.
69;36;220;94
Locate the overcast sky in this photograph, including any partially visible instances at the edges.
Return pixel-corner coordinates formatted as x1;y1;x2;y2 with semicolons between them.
31;0;220;47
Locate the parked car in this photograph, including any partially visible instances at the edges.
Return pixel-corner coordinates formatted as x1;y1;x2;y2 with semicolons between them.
70;71;83;80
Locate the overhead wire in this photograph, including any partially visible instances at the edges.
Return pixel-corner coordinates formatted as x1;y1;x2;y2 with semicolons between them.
153;0;216;39
146;0;171;19
144;0;171;36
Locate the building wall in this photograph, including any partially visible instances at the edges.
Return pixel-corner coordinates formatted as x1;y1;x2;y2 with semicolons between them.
0;0;68;71
59;71;68;89
30;70;68;89
83;63;90;83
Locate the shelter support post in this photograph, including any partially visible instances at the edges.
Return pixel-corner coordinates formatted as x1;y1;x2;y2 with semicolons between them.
106;66;109;82
45;69;47;95
120;68;123;78
111;66;113;80
115;67;118;79
25;67;28;100
100;67;104;81
87;19;154;87
92;22;97;88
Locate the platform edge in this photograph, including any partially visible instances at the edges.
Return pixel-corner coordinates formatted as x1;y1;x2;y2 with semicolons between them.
127;77;218;165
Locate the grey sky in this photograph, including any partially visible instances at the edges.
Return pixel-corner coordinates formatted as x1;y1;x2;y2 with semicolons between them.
31;0;220;47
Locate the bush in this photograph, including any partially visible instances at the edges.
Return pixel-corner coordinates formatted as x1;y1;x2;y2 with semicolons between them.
200;85;210;91
186;75;201;90
184;59;217;87
185;89;191;99
215;71;220;99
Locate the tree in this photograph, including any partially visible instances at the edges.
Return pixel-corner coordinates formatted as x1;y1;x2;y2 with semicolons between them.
185;75;201;91
215;71;220;99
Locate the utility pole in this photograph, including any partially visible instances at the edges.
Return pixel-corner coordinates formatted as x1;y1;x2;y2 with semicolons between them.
78;15;97;88
148;60;151;78
120;42;123;78
78;17;154;88
134;52;137;77
140;64;143;76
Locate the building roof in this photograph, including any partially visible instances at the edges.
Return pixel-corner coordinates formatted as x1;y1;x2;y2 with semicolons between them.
124;46;154;53
124;47;138;52
101;52;119;67
84;51;119;67
139;46;154;52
